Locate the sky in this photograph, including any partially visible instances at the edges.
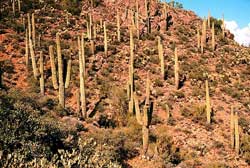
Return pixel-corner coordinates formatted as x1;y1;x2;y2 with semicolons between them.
173;0;250;46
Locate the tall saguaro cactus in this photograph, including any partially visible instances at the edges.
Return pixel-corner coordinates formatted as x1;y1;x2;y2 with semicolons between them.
104;21;108;56
207;10;211;28
116;9;121;42
49;45;58;89
211;22;215;51
78;35;87;118
32;13;36;47
135;0;140;39
202;17;207;45
197;29;200;49
157;36;164;79
134;72;152;155
230;106;240;155
129;27;134;114
205;80;211;124
65;56;72;89
222;14;225;38
25;29;29;67
174;48;179;90
56;33;65;108
39;51;44;95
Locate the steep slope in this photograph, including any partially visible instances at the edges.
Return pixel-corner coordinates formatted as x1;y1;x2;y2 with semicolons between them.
0;0;250;167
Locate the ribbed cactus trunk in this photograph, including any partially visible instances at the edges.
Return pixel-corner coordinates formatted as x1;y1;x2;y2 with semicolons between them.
32;13;36;47
212;22;215;51
39;51;44;96
28;13;39;78
230;106;235;148
165;104;170;123
222;14;225;38
17;0;21;12
134;72;152;156
78;35;87;118
205;80;211;124
25;29;29;67
76;89;81;115
89;14;92;40
197;29;200;49
56;33;65;108
117;10;121;42
135;0;140;39
104;21;108;56
202;18;206;45
12;0;15;16
174;48;179;90
129;27;134;114
65;56;72;89
234;111;239;155
49;45;58;89
158;36;164;79
93;24;96;39
207;11;211;28
90;40;95;55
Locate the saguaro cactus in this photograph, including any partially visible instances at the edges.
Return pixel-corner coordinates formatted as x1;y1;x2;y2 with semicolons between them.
49;45;58;89
211;22;215;51
230;106;235;148
174;47;179;90
129;27;134;114
234;111;239;155
56;33;65;108
32;13;36;47
104;21;108;56
134;72;152;155
202;17;207;45
39;51;44;95
207;10;211;28
65;56;72;89
205;80;211;124
78;35;87;118
17;0;21;12
222;14;225;38
116;9;121;42
197;29;200;49
157;36;164;79
25;29;29;67
12;0;15;16
135;0;140;39
90;40;95;55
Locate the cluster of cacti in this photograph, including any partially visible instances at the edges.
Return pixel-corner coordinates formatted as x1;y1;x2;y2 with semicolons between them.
78;34;87;118
56;33;65;108
128;27;135;114
174;47;179;90
230;107;240;154
205;80;211;124
157;36;164;79
134;72;153;155
27;13;39;78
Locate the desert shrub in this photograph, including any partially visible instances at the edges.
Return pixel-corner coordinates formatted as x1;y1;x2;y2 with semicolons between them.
180;104;208;124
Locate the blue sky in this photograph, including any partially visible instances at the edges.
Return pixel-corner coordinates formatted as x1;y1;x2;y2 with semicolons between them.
175;0;250;28
172;0;250;46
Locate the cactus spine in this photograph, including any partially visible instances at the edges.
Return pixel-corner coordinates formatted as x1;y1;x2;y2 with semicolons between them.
134;72;152;155
104;21;108;56
129;27;134;114
174;47;179;90
28;13;39;78
230;106;235;148
117;9;121;42
78;35;87;118
65;56;72;89
234;111;239;155
158;36;164;79
25;29;29;67
56;33;65;108
39;51;44;95
205;80;211;124
49;45;58;89
211;22;215;51
32;13;36;47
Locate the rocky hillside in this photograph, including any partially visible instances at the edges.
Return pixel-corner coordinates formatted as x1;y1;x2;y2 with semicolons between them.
0;0;250;167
